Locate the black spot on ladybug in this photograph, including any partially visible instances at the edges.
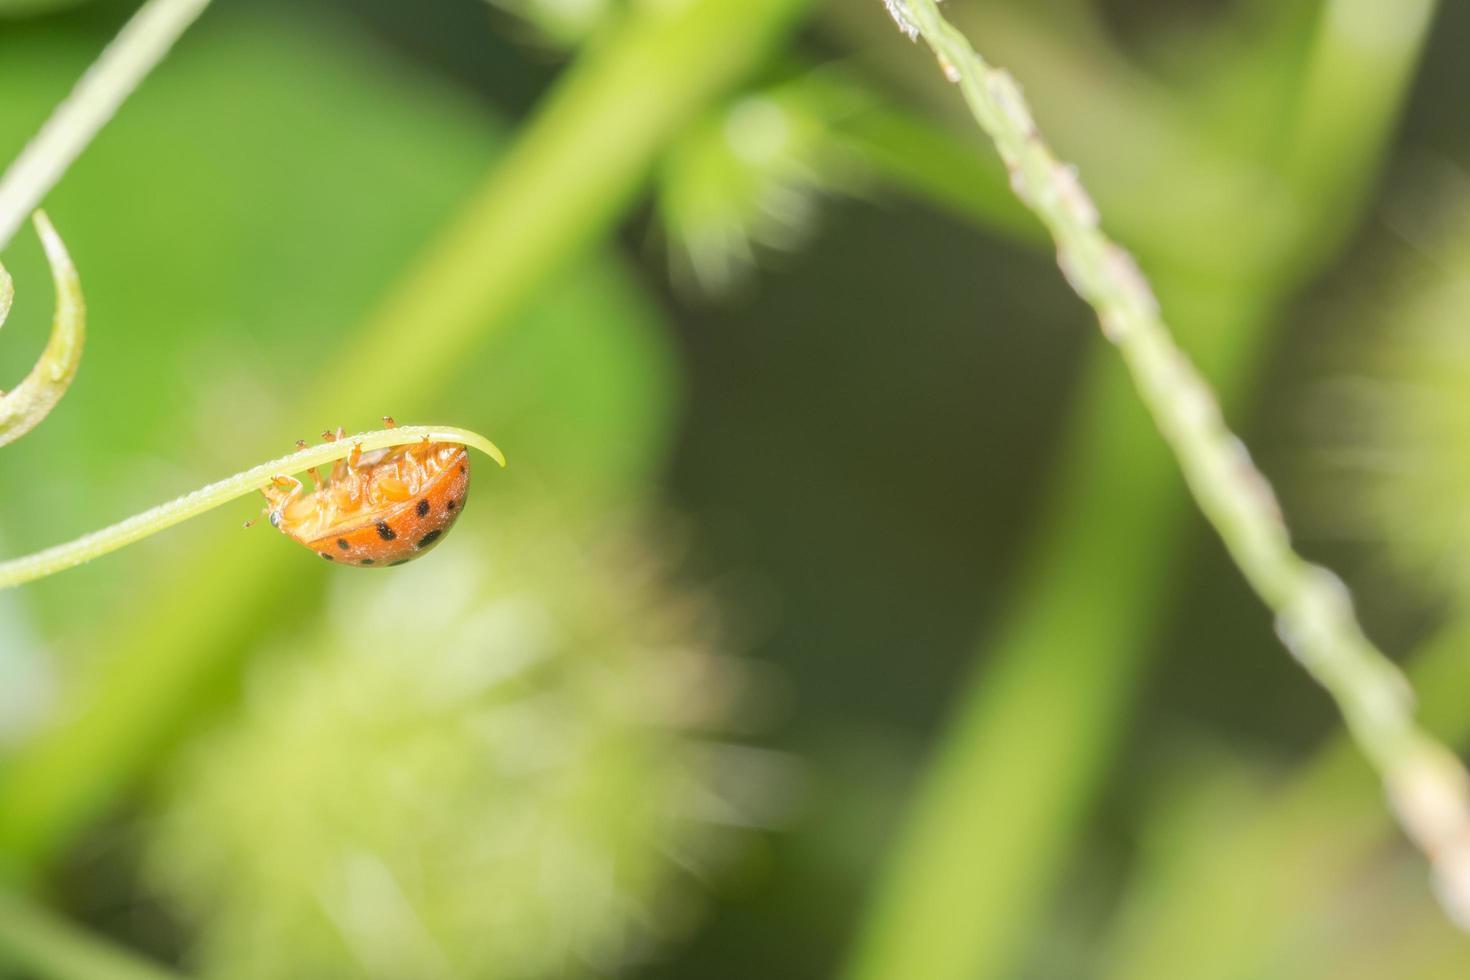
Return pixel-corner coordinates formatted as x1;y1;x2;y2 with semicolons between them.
336;538;349;550
417;530;442;549
320;552;334;561
389;559;410;567
459;464;466;474
376;521;396;541
360;558;375;566
446;498;456;511
416;499;430;517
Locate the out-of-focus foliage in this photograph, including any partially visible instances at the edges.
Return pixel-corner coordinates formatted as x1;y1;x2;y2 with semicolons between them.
0;0;89;20
1307;173;1470;608
485;0;615;48
656;73;868;296
148;514;755;979
3;1;1470;979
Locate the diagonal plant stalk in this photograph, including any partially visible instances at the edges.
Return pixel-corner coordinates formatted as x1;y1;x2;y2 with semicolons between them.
0;211;84;448
845;3;1439;979
0;0;212;251
0;425;505;590
883;0;1470;937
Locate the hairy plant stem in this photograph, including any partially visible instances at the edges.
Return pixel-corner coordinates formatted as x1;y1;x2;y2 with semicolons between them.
923;0;1467;921
0;426;504;590
0;0;212;251
852;3;1458;975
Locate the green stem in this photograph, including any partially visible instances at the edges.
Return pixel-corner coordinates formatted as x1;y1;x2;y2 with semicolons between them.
0;0;810;882
844;281;1279;980
0;426;503;590
846;1;1449;977
0;891;185;980
908;0;1461;913
319;0;810;398
0;0;212;251
1284;0;1439;238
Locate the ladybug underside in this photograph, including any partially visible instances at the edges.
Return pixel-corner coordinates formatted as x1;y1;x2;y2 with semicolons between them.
263;440;470;568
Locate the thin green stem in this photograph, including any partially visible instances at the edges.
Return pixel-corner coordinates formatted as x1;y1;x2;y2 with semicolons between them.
885;0;1470;932
0;211;85;448
845;2;1436;977
0;890;185;980
0;426;504;590
844;283;1280;980
0;0;212;251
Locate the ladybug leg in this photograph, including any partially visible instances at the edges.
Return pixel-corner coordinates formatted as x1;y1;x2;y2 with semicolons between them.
272;474;304;495
330;440;362;485
262;474;304;529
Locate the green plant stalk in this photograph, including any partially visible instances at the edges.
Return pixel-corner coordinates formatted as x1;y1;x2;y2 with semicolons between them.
0;0;810;880
0;425;504;589
845;278;1280;980
910;0;1467;927
0;0;212;251
1285;0;1439;239
0;212;84;448
847;1;1452;977
320;0;809;397
0;891;185;980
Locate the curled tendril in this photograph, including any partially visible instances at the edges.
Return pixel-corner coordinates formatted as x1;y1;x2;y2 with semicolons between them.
0;211;85;449
0;425;506;590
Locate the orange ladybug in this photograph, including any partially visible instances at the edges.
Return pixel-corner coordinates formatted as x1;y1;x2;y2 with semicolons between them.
261;419;470;567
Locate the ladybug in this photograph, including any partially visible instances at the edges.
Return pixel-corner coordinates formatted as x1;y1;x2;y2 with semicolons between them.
260;419;470;568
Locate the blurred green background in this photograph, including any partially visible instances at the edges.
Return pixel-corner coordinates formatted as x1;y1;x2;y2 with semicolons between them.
1;0;1470;977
